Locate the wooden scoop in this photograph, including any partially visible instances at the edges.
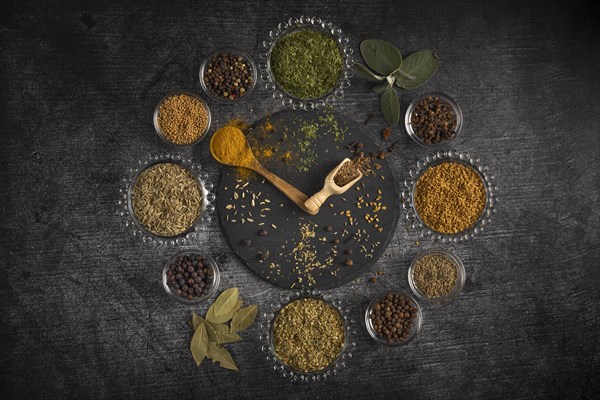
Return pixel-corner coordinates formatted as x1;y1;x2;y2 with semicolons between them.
210;126;313;214
304;158;363;215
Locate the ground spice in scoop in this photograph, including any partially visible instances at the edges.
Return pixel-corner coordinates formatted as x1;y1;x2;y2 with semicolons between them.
414;162;486;234
131;163;202;237
412;253;458;298
210;125;253;167
333;160;360;187
273;298;345;373
156;94;209;145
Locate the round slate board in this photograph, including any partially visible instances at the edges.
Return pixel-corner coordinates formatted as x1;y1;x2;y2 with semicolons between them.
216;109;400;290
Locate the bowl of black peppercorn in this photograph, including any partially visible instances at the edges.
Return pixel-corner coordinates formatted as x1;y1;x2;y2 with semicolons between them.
365;291;423;346
404;93;463;147
199;48;257;103
162;251;220;305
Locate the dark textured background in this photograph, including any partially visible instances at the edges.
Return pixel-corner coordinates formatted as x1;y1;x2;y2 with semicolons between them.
1;1;599;399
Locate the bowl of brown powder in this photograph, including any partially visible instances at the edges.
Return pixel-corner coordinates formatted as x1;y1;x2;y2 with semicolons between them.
153;91;211;146
408;248;465;304
402;150;497;242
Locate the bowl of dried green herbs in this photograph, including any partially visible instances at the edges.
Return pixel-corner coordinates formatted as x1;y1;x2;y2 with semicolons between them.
259;288;356;382
259;16;354;111
118;153;216;246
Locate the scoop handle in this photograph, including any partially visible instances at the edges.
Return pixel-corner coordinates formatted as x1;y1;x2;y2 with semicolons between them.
304;185;335;215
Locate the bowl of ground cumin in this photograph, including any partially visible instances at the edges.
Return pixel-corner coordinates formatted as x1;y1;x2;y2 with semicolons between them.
408;248;466;304
153;91;211;146
402;150;497;241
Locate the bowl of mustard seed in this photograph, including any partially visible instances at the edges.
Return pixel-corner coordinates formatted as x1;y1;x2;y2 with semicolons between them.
153;90;211;146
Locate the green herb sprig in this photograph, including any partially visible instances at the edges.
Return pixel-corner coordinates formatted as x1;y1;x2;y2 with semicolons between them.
188;287;259;371
353;39;438;125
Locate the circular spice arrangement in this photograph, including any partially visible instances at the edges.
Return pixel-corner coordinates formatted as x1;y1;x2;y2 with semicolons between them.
414;161;486;234
155;93;210;145
273;298;345;373
367;293;421;345
411;252;459;299
408;95;459;145
270;29;343;100
131;163;202;237
164;254;216;301
202;50;254;101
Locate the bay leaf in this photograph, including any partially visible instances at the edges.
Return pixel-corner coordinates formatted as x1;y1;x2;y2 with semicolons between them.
191;311;203;331
190;323;208;367
213;287;239;317
360;39;402;76
206;322;242;344
394;50;438;89
206;298;243;324
207;342;239;371
204;321;219;344
230;305;259;333
352;63;385;82
381;87;400;125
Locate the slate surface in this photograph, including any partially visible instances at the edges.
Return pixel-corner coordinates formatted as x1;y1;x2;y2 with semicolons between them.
1;1;599;399
216;110;400;290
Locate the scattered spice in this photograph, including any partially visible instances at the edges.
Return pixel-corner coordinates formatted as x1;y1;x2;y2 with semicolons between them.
334;160;361;187
410;95;458;145
412;253;458;298
165;254;214;301
414;162;486;234
270;29;343;99
369;293;418;344
156;94;209;145
258;229;268;237
188;287;259;370
131;163;202;237
203;52;254;100
382;127;392;141
210;125;253;167
273;298;345;373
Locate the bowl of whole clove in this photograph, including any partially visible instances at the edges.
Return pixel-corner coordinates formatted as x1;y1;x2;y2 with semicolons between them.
404;93;462;147
162;251;220;305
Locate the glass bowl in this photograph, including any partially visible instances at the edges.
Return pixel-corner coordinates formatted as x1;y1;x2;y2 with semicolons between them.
199;48;257;103
117;153;216;246
408;248;466;305
401;150;498;242
153;90;212;147
162;250;220;305
258;15;355;111
258;288;357;383
364;291;423;346
404;92;463;148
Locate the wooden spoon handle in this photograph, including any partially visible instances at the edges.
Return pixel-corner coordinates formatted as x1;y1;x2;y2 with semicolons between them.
304;187;333;215
251;163;313;214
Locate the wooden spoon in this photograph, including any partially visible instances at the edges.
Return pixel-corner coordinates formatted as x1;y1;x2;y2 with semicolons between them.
304;158;363;215
210;126;313;214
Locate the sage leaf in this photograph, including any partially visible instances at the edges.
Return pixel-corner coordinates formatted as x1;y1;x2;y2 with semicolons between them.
207;342;239;371
381;87;400;125
230;305;259;333
360;39;402;76
372;83;391;94
394;50;438;89
206;299;243;324
190;323;208;367
352;63;385;81
213;287;239;317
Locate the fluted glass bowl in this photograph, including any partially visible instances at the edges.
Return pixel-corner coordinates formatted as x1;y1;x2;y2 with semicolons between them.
404;92;463;147
364;291;423;346
199;48;257;103
117;153;216;246
259;288;357;383
153;90;211;147
408;248;466;305
401;150;498;242
162;250;220;305
259;16;355;111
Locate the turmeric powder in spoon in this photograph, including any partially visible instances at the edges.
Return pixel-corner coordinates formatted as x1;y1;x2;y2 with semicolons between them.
210;125;254;167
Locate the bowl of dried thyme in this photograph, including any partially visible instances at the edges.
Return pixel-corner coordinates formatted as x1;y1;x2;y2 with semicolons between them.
259;16;355;111
118;153;216;246
404;93;463;147
402;150;498;242
259;288;356;383
153;90;211;146
408;248;466;305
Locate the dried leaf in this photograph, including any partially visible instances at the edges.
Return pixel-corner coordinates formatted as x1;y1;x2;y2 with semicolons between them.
360;39;402;76
190;323;208;367
352;63;385;81
204;321;219;343
207;342;239;371
381;87;400;125
394;50;438;89
213;287;240;317
206;299;243;324
191;311;203;330
205;322;242;344
230;305;259;333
